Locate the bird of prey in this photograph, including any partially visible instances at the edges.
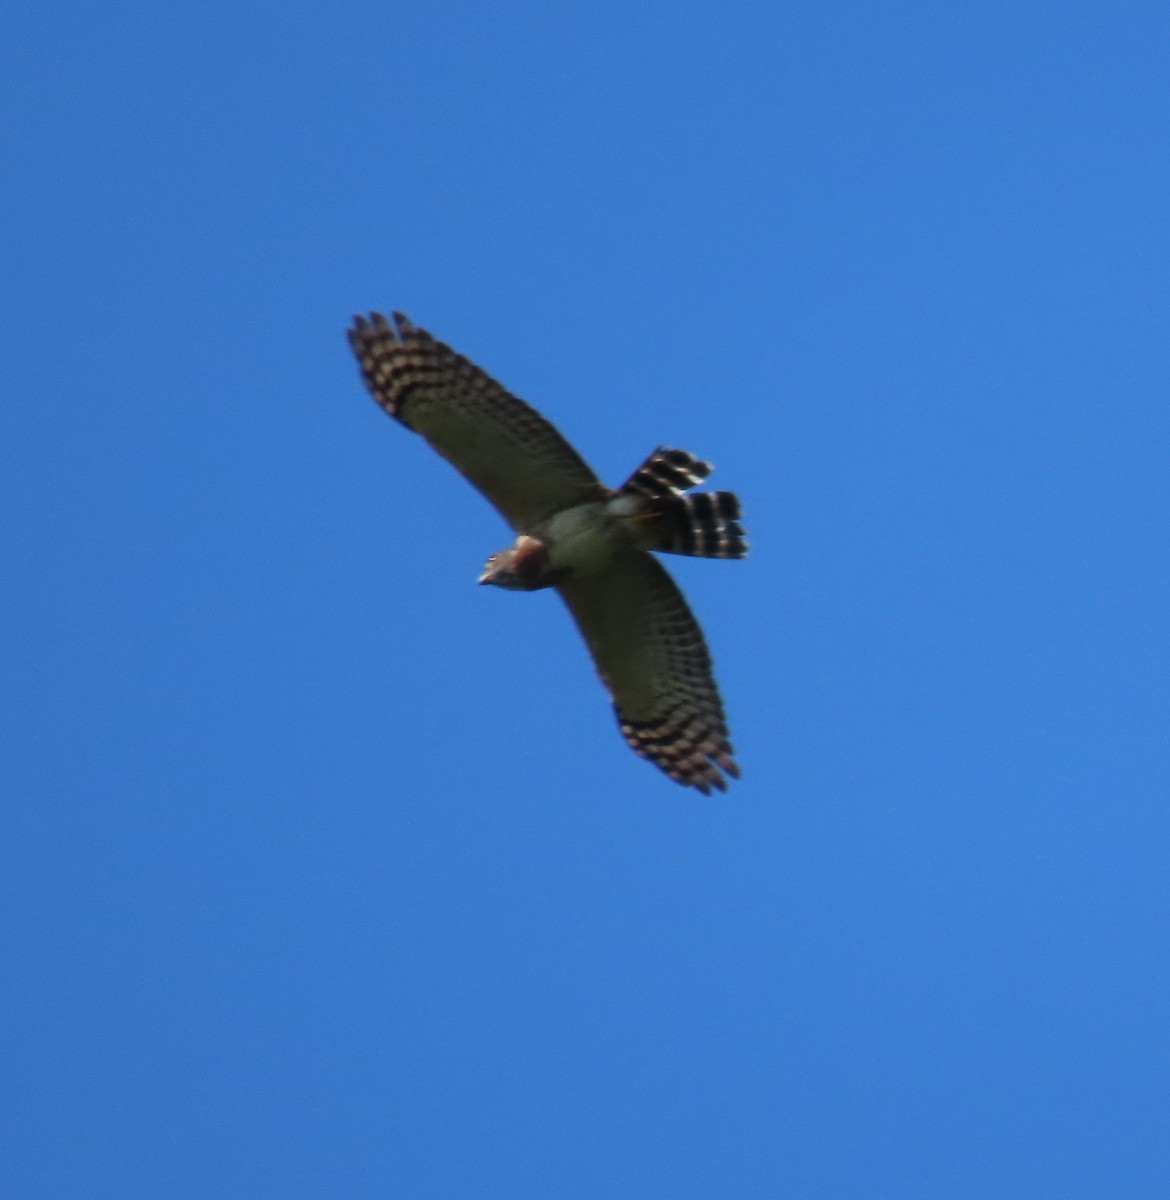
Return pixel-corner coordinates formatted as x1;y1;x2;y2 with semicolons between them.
347;312;747;794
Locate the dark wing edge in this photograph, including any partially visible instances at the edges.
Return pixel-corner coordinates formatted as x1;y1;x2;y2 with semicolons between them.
557;554;739;795
347;312;603;530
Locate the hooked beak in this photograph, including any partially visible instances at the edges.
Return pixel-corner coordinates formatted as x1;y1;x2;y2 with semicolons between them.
476;570;491;585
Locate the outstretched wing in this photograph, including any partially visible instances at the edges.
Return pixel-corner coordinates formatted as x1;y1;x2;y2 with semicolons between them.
348;312;604;530
557;554;739;794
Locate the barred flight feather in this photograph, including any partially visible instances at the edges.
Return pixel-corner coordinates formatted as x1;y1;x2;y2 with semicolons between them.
620;708;740;795
660;491;748;559
348;312;602;530
558;555;740;796
620;447;712;499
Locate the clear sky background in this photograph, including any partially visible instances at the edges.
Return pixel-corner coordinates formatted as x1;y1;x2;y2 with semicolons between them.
3;2;1168;1196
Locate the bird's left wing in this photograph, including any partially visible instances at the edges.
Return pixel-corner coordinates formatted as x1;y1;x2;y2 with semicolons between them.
348;312;604;530
557;553;739;794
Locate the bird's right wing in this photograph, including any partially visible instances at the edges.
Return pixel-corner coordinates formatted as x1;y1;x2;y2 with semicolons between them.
557;553;739;794
348;313;604;531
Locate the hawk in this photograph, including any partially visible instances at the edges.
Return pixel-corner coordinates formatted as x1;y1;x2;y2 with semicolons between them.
347;312;747;794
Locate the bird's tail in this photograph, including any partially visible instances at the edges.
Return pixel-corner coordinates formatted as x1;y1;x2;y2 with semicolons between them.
620;446;713;498
620;448;748;560
653;491;748;559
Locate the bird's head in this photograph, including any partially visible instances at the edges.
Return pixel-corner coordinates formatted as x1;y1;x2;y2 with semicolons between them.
478;535;553;591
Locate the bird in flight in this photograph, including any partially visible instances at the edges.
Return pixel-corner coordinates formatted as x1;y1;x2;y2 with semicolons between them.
347;312;747;794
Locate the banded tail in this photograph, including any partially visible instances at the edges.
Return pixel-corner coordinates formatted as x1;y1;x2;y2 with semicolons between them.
620;447;749;560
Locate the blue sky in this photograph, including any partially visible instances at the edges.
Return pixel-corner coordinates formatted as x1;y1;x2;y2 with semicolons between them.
4;1;1169;1195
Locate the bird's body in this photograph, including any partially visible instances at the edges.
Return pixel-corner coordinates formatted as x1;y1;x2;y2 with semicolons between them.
544;496;641;569
481;494;665;589
347;311;747;794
